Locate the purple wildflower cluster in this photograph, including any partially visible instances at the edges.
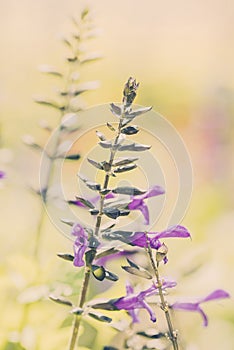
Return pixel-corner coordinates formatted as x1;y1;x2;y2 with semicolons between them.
58;78;230;349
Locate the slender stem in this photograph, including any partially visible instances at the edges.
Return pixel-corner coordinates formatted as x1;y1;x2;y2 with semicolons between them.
68;112;124;349
146;238;179;350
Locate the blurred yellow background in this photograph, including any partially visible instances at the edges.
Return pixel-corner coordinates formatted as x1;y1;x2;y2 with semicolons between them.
0;1;234;349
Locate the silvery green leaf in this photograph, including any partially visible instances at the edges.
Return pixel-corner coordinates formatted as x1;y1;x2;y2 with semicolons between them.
75;196;95;209
57;253;74;262
104;199;130;209
80;53;102;64
110;103;122;117
34;97;64;110
99;188;111;195
105;270;119;282
49;295;73;307
71;307;84;315
96;130;106;141
114;164;137;173
96;247;120;259
112;186;146;196
65;154;80;160
100;223;116;233
91;265;106;281
136;331;166;339
38;64;63;77
122;266;152;279
72;81;100;95
79;174;101;191
61;113;79;129
102;231;133;242
56;140;73;156
121;125;139;135
88;158;104;170
99;140;113;149
67;56;77;62
119;209;130;216
88;312;112;323
103;207;120;219
126;106;152;118
107;122;116;131
89;209;99;215
113;157;138;166
118;142;151;152
62;37;72;48
61;218;75;226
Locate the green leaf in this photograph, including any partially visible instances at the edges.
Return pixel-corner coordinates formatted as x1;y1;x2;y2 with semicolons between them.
79;174;101;191
75;196;95;209
91;265;106;281
102;230;133;243
96;247;120;259
89;209;99;215
71;307;84;315
103;207;120;219
110;103;122;117
127;106;152;118
85;249;96;265
65;154;80;160
96;130;106;141
88;158;104;170
114;164;137;173
118;142;151;152
99;140;113;149
107;122;116;131
112;186;146;196
121;266;152;279
105;270;119;282
113;157;138;166
61;218;75;226
121;125;139;135
88;312;112;323
80;53;102;64
34;97;64;110
136;331;166;339
38;64;63;77
49;295;73;307
57;253;74;262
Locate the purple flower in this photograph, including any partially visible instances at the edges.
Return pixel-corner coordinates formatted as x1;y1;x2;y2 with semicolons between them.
171;289;230;326
0;170;6;179
130;225;190;250
93;280;176;323
71;223;88;267
128;185;165;225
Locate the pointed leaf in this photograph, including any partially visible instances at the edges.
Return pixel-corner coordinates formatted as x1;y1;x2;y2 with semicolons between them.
113;157;138;166
110;103;122;117
88;158;104;170
73;196;95;209
57;253;74;262
96;130;106;141
99;140;113;149
89;209;99;215
103;207;120;219
126;258;139;269
38;64;63;77
80;53;102;64
137;331;166;339
49;295;73;307
96;247;120;259
107;122;116;131
105;270;119;282
114;164;137;173
100;223;116;233
88;312;112;323
61;218;75;226
34;97;64;110
79;174;101;191
122;266;152;279
91;265;106;281
121;125;139;135
118;142;151;152
65;154;80;160
112;186;146;196
71;307;84;315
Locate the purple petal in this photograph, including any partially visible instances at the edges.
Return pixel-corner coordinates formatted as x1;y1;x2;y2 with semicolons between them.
134;185;165;200
141;300;156;322
138;204;150;225
73;240;87;267
126;281;134;296
71;223;88;267
200;289;230;304
198;307;209;327
129;232;147;247
128;198;143;210
172;301;199;312
154;225;191;240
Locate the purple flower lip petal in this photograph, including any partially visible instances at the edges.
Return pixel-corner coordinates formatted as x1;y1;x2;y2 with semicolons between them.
128;185;165;225
72;223;88;267
171;289;230;327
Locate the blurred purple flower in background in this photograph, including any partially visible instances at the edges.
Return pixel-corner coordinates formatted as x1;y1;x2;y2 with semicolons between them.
0;170;6;179
171;289;230;326
71;223;88;267
128;185;165;225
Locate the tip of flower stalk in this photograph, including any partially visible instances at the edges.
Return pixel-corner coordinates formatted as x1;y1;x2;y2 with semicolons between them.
122;77;139;106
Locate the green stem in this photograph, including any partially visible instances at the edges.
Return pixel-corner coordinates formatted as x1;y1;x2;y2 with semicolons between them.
146;238;179;350
68;112;124;349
